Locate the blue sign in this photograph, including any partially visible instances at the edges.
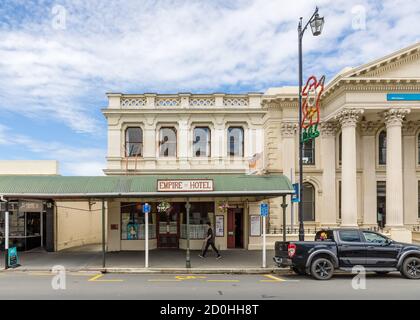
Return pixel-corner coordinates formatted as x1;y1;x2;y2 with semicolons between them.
8;247;19;268
292;183;300;203
143;203;151;214
387;93;420;101
260;203;269;217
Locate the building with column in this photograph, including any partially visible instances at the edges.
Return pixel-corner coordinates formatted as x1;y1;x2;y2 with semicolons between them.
1;43;419;253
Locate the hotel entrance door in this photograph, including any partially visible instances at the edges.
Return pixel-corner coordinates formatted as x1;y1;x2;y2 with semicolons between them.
157;204;179;248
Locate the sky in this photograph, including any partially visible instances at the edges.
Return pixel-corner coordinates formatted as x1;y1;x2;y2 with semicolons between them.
0;0;419;176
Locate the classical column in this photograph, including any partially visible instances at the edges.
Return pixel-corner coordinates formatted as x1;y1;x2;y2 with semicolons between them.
335;109;363;227
320;122;338;227
385;109;410;229
360;120;381;227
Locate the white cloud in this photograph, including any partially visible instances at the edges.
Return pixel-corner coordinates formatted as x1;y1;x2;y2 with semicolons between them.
0;124;106;176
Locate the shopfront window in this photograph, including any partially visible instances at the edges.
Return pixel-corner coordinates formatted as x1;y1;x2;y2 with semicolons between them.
125;127;143;157
159;127;177;157
121;203;156;240
228;127;244;157
180;202;214;240
193;127;211;157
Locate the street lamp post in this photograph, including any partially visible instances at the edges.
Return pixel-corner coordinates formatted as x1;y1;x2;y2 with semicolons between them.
297;7;324;241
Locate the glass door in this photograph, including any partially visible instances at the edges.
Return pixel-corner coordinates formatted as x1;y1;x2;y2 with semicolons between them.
157;203;179;248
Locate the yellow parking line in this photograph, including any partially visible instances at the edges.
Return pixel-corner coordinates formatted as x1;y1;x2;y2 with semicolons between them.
260;274;287;282
88;274;123;282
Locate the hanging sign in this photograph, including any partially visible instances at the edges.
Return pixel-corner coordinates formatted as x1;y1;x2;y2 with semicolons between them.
260;203;269;217
292;183;300;203
301;75;325;143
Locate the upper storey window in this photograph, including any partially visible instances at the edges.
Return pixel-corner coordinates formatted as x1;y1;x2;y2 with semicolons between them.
193;127;211;157
227;127;244;157
303;139;315;165
125;127;143;157
159;127;177;157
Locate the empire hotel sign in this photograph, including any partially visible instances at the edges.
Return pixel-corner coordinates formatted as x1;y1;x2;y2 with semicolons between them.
157;179;214;192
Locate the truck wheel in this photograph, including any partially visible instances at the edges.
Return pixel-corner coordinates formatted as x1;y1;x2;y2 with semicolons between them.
292;267;306;275
310;258;334;280
401;257;420;280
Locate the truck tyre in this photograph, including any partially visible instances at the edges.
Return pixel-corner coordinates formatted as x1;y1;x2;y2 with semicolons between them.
310;257;334;280
292;267;306;275
401;257;420;280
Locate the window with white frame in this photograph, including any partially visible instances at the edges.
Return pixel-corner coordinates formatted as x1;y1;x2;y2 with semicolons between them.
125;127;143;157
227;127;244;157
193;127;211;157
159;127;177;157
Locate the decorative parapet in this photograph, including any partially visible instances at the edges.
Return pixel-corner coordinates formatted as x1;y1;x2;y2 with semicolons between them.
112;93;261;109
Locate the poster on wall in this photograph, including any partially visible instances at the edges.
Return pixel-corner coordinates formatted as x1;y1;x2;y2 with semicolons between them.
215;215;224;237
250;215;261;236
127;223;139;240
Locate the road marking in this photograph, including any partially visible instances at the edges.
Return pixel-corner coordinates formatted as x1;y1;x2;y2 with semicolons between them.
260;274;287;282
175;275;207;281
207;280;240;283
148;279;182;282
88;274;123;282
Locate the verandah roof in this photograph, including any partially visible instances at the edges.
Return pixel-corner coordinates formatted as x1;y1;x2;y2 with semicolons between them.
0;174;294;199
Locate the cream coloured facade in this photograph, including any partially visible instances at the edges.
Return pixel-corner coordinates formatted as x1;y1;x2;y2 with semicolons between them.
103;42;420;248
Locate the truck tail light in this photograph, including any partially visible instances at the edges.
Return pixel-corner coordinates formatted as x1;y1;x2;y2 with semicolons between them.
288;243;297;258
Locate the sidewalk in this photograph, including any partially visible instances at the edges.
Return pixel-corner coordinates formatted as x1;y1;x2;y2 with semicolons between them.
0;246;287;274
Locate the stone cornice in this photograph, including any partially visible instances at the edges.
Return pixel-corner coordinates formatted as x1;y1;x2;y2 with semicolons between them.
280;122;298;137
359;120;382;135
320;122;338;137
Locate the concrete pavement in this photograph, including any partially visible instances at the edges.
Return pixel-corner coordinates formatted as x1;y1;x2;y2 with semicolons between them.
0;246;280;273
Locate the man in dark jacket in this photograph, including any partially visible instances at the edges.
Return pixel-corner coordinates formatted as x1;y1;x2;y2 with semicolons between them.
199;222;221;259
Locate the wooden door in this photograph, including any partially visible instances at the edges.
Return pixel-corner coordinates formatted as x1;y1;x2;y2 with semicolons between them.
227;209;235;249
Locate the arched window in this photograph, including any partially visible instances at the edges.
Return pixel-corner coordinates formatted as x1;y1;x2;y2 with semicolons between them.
302;183;315;221
193;127;211;157
303;139;315;165
125;127;143;157
159;127;177;157
378;130;387;165
227;127;244;157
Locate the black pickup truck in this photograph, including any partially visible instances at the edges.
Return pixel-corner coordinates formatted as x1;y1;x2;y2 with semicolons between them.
274;229;420;280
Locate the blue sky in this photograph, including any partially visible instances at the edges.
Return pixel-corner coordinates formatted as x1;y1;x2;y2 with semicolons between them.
0;0;419;175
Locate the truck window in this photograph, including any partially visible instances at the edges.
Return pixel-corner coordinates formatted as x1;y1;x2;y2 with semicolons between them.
362;232;388;244
315;230;334;241
338;230;361;242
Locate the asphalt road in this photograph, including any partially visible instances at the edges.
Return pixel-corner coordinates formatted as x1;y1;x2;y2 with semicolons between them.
0;271;419;300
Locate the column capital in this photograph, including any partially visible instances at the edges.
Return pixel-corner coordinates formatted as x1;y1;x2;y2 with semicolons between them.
384;108;410;128
280;122;297;138
359;120;381;136
320;121;338;137
335;109;364;128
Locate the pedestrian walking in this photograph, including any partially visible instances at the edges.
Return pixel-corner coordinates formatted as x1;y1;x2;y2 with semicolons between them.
199;222;221;259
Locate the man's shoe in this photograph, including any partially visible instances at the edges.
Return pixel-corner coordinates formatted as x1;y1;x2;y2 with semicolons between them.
198;254;205;258
216;255;222;260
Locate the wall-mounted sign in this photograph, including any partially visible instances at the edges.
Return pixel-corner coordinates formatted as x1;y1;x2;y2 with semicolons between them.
260;203;269;217
19;201;43;212
157;179;214;192
387;93;420;101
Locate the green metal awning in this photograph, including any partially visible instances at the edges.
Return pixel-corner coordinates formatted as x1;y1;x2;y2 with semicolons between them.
0;174;294;199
